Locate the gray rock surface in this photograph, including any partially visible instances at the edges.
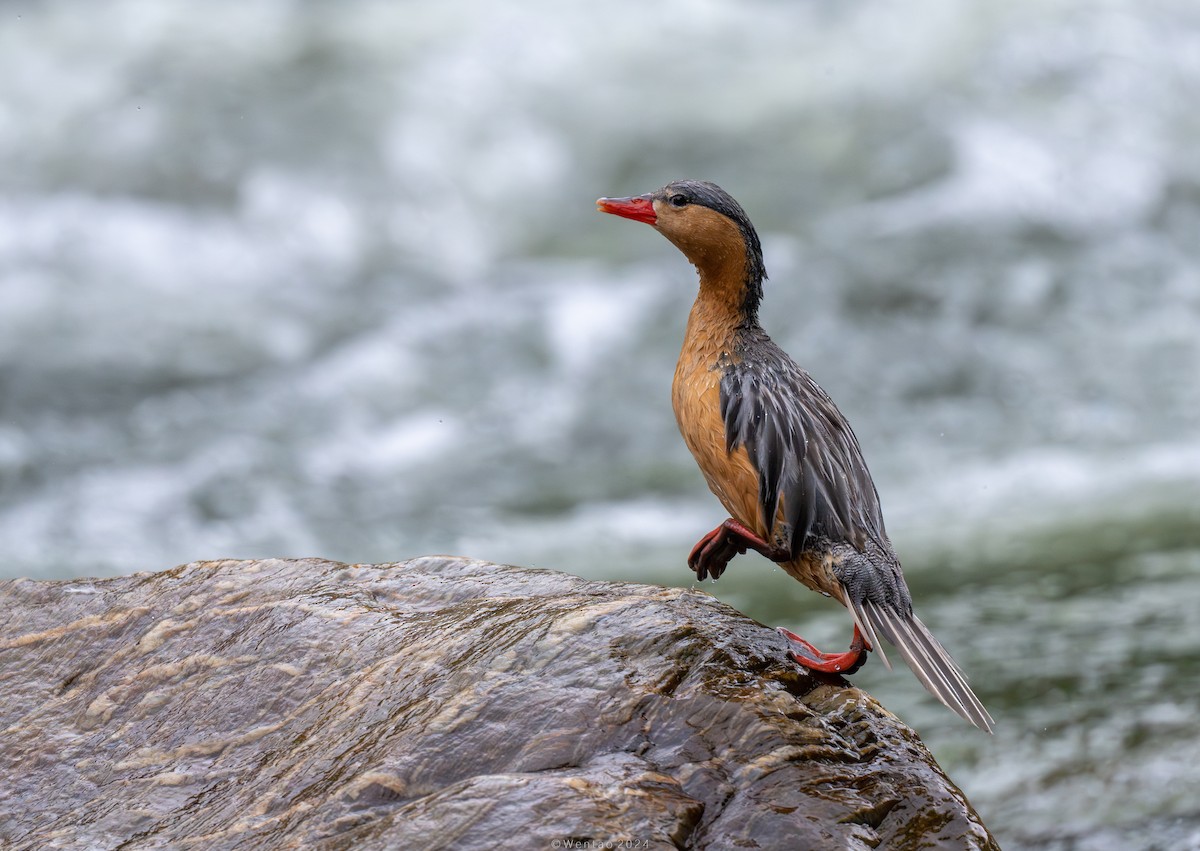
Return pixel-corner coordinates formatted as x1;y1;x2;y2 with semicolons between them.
0;557;997;849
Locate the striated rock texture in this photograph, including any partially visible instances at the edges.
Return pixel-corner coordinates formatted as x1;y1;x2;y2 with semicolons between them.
0;557;997;850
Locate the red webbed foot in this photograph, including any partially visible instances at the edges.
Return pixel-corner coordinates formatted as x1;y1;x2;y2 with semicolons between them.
777;624;871;675
688;518;790;581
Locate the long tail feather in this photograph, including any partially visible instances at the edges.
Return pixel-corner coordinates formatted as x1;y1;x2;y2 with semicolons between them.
849;597;995;733
845;597;891;671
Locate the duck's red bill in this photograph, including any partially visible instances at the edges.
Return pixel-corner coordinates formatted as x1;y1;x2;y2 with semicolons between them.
596;195;656;225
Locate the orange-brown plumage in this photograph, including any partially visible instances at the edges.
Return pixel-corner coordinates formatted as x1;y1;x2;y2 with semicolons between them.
672;299;760;536
598;180;994;732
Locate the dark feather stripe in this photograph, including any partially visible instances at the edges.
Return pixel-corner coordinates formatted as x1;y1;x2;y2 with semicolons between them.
719;331;886;556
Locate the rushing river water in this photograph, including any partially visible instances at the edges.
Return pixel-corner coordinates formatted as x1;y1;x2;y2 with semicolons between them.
3;1;1200;847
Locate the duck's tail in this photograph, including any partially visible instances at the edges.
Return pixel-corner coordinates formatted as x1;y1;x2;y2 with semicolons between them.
847;596;995;733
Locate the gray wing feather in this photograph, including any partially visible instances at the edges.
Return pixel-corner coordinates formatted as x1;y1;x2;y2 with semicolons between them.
719;340;886;557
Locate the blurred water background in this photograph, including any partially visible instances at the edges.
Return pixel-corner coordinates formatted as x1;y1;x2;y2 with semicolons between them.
3;0;1200;846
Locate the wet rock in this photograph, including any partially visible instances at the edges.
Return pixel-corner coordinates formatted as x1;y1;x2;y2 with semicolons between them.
0;557;997;850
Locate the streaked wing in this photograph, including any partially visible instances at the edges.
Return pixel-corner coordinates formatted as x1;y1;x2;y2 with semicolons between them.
719;337;886;557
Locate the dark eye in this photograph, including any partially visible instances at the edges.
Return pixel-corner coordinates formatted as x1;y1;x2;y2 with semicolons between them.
669;194;689;208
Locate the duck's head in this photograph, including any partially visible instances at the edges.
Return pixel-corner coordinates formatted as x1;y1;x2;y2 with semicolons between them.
597;179;766;316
